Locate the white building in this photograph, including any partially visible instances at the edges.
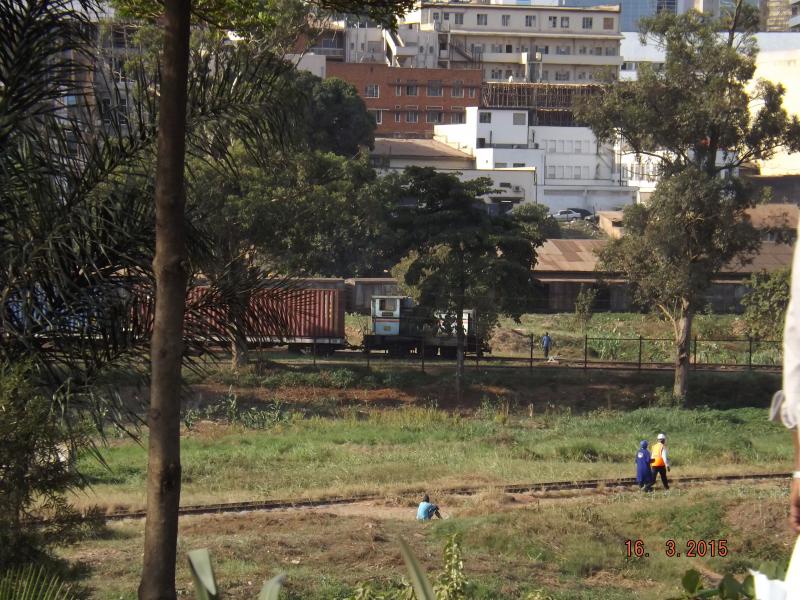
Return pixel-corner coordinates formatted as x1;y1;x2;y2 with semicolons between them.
409;2;624;83
434;106;636;211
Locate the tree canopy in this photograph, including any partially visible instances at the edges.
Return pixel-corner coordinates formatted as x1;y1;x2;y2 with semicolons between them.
576;1;800;400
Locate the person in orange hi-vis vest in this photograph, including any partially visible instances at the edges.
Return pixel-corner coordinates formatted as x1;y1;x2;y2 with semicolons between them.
650;433;670;490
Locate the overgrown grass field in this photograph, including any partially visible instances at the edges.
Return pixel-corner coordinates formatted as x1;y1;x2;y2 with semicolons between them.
58;482;795;599
74;397;791;512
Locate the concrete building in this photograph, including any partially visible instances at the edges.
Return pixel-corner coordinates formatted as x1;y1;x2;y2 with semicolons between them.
325;62;482;137
433;105;636;211
762;0;793;31
406;2;624;83
792;0;800;30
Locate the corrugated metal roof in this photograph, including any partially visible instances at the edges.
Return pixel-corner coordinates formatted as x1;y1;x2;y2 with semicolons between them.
534;238;794;276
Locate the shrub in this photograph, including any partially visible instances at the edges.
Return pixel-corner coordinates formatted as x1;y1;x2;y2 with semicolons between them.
0;363;88;566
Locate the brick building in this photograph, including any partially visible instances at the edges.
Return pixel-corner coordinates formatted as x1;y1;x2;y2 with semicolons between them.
326;62;482;137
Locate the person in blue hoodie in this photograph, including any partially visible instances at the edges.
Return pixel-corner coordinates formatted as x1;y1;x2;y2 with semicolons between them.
636;440;654;492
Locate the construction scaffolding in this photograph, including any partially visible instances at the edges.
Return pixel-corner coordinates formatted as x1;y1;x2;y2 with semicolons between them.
480;82;603;127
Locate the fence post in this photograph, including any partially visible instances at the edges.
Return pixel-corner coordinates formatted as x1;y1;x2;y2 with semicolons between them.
638;335;643;371
748;336;753;370
693;336;698;370
584;334;588;370
529;334;534;371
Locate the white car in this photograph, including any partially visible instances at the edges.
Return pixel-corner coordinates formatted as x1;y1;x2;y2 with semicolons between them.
550;209;583;222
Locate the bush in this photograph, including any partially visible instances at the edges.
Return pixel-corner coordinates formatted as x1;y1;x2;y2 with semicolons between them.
0;363;88;566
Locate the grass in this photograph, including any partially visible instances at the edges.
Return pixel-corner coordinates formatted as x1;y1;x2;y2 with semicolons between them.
72;397;791;512
56;482;795;599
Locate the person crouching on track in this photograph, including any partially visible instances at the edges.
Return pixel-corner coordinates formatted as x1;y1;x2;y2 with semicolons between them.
650;433;670;490
636;440;654;492
416;494;442;521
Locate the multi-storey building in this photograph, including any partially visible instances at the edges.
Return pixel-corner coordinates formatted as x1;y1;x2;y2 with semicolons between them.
403;2;623;83
792;0;800;31
762;0;793;31
326;62;482;137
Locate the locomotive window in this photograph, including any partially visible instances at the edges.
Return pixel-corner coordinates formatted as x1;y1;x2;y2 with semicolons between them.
378;298;398;312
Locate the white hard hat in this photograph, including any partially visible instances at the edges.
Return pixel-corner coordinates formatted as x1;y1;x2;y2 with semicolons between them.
657;433;666;441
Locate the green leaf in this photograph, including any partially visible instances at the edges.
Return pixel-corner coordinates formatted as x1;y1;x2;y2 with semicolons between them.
741;574;756;598
258;574;286;600
717;574;742;599
398;538;436;600
187;549;219;600
682;570;702;594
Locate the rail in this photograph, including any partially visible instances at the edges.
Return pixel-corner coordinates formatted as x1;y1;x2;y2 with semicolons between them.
66;472;789;523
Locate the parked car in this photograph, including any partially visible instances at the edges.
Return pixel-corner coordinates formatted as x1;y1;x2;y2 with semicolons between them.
551;209;584;222
567;208;594;219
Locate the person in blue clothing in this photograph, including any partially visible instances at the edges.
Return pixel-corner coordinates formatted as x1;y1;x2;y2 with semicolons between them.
542;332;552;359
636;440;654;492
416;494;442;521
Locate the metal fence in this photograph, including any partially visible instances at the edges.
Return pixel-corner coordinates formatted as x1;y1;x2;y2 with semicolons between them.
253;333;782;373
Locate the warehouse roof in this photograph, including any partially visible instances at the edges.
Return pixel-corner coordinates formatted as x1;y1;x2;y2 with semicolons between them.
534;238;794;278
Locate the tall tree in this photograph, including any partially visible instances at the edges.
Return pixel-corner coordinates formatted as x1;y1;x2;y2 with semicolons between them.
575;1;800;401
108;1;416;597
396;168;544;399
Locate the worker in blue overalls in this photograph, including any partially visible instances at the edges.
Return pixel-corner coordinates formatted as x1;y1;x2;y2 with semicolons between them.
636;440;654;492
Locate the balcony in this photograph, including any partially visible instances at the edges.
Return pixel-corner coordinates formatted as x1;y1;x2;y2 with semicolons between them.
542;54;622;66
309;46;345;57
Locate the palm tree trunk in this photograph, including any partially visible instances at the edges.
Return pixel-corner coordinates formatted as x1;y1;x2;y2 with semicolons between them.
138;0;191;597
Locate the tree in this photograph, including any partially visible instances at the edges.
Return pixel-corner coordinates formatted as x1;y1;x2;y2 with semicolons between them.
741;268;790;339
107;0;417;597
292;73;376;155
575;1;800;401
397;168;545;398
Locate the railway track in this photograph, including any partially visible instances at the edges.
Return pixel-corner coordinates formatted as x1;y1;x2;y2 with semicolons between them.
101;472;790;522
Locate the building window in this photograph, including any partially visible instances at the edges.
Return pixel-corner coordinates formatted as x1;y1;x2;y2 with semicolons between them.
582;17;593;29
547;165;555;178
525;15;535;27
452;80;463;97
574;167;582;179
547;140;556;152
443;12;450;20
502;14;510;26
605;46;617;56
505;69;513;78
426;110;443;123
603;17;614;29
477;13;487;25
451;111;465;124
406;81;418;96
467;87;476;98
427;80;442;96
541;70;549;81
364;84;379;98
454;13;463;25
368;109;382;124
556;45;570;55
513;112;526;125
490;69;502;79
537;45;549;55
548;16;557;27
495;162;507;168
513;162;525;167
432;11;439;21
479;112;492;123
395;84;402;96
579;46;587;55
406;111;418;123
506;44;513;53
394;112;402;123
561;16;569;27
